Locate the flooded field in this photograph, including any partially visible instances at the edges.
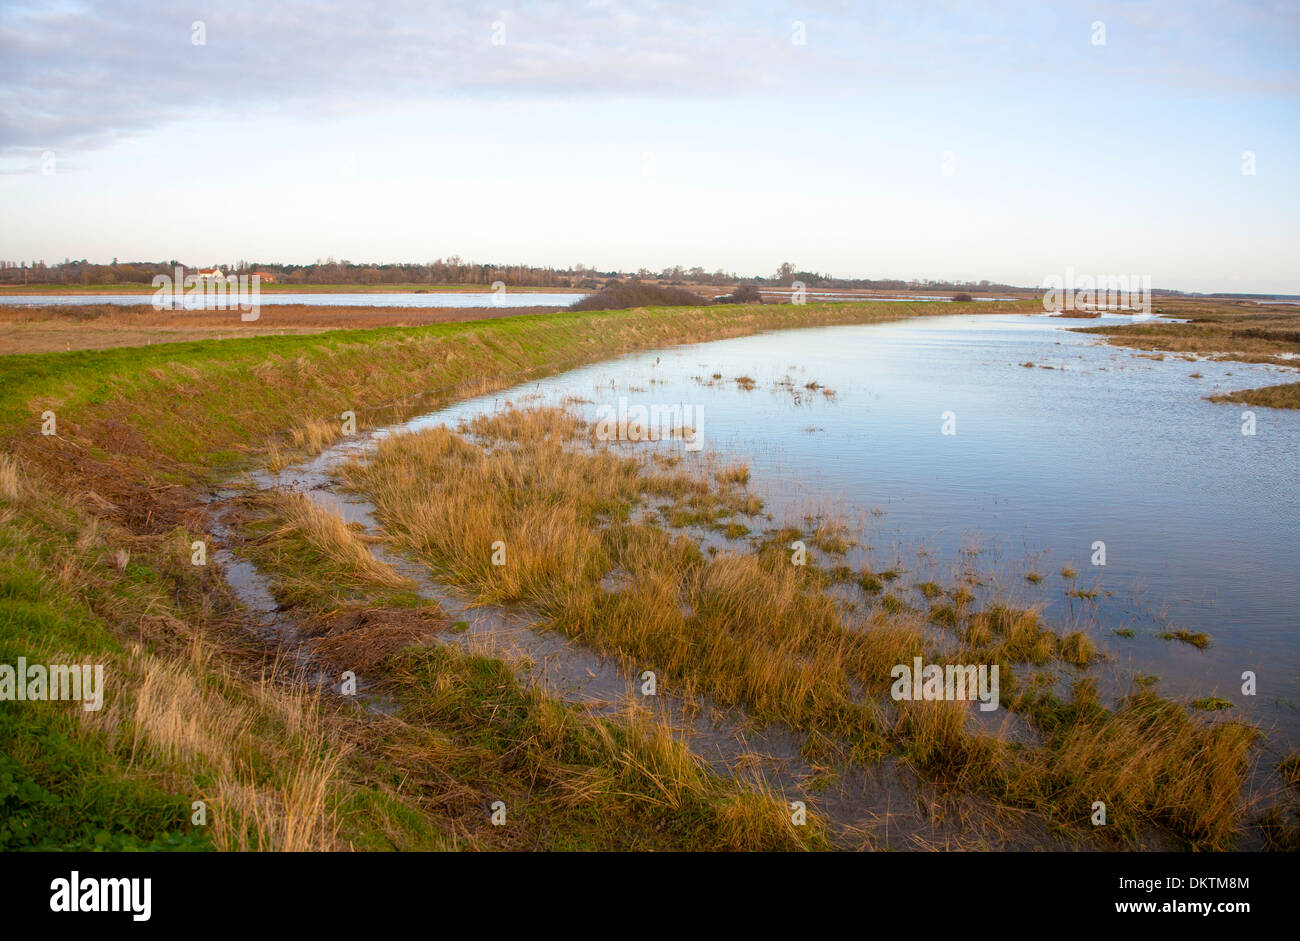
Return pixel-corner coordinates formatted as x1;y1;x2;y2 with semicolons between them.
0;292;588;308
379;311;1300;746
202;308;1298;848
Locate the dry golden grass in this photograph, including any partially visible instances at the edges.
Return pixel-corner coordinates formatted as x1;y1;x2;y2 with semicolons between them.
288;418;343;456
1076;298;1300;372
3;297;1045;851
715;462;751;486
0;451;20;500
93;640;348;851
893;698;1006;785
343;408;920;757
960;604;1059;664
1208;382;1300;410
0;468;357;852
262;490;412;593
236;476;821;849
340;402;1262;847
1040;691;1257;847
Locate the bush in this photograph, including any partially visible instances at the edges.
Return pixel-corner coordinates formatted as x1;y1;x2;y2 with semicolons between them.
570;282;709;312
952;293;973;302
713;284;764;305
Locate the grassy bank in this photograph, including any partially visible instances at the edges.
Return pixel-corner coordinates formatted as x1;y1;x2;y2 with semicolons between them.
4;299;1010;851
2;300;1040;468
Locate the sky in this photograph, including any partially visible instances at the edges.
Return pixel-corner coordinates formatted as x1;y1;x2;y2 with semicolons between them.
1;0;1297;293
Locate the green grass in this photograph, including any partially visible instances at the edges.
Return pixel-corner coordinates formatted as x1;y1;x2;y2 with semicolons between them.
1160;629;1212;649
0;550;208;851
2;300;1018;469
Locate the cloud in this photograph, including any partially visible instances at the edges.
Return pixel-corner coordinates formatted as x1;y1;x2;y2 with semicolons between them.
1;0;1295;153
0;1;813;150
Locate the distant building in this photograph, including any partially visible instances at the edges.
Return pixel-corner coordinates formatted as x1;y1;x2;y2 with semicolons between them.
196;267;224;280
251;271;276;283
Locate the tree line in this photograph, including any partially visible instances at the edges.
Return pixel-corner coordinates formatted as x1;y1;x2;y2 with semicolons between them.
0;256;1023;292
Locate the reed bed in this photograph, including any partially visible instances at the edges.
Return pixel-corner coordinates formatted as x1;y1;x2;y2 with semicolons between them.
342;403;1262;847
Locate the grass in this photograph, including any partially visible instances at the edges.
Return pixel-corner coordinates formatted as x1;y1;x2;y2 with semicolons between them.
0;453;19;500
1207;382;1300;410
914;581;943;600
715;462;751;486
5;299;983;852
0;438;820;851
1073;298;1300;406
342;409;897;747
1073;299;1300;368
1160;629;1212;649
568;282;708;312
237;473;826;849
240;491;426;613
0;294;1269;851
342;403;1262;847
1280;752;1300;789
0;299;975;469
0;466;348;850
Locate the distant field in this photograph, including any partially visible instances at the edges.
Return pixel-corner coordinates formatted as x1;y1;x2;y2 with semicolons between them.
0;302;569;354
0;296;1046;355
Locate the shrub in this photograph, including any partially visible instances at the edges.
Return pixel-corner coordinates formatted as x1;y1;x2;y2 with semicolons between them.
713;284;764;305
570;282;708;312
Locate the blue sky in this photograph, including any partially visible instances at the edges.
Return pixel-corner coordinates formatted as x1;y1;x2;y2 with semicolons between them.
1;1;1297;292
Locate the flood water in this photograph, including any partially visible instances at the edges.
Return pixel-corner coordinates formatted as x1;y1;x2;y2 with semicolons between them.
0;292;586;308
403;311;1300;747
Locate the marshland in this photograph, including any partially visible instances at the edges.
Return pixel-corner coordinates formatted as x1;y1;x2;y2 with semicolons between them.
2;295;1297;851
